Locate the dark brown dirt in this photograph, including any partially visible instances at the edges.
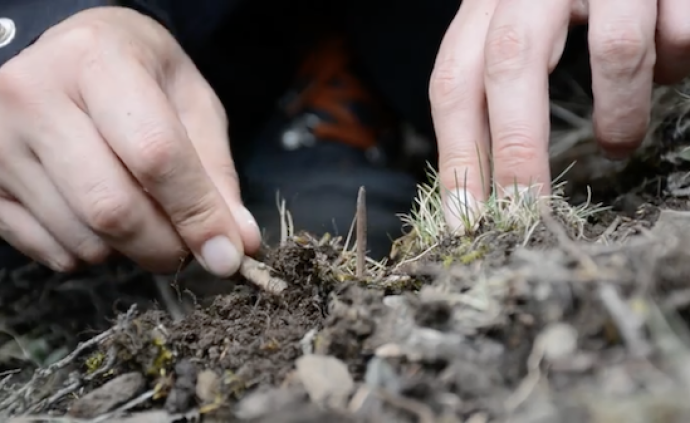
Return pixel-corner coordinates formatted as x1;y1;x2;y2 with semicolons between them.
3;178;690;422
5;122;690;422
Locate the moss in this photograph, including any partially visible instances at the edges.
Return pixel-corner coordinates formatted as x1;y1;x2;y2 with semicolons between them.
146;336;174;377
84;351;105;375
459;247;486;265
437;236;488;267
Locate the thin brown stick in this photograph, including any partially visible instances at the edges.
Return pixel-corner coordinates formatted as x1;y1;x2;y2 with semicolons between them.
598;283;651;358
356;186;367;279
240;256;288;294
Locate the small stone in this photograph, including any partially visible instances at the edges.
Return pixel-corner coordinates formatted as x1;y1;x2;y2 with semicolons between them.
382;295;406;308
196;369;220;406
365;357;401;393
295;354;354;408
235;388;307;420
403;327;465;362
68;372;145;418
537;323;578;362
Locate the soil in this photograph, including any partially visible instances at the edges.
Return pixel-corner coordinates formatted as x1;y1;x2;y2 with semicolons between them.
4;84;690;423
3;158;690;423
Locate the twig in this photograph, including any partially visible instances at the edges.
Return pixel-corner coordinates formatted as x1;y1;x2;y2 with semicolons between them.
356;186;367;279
505;333;545;413
40;307;132;378
30;349;116;414
84;347;117;382
27;380;81;415
0;305;137;413
598;215;622;244
539;206;598;274
239;256;288;295
90;389;157;423
0;368;20;384
598;284;651;358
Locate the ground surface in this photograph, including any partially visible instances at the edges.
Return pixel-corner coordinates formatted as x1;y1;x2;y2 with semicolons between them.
3;82;690;422
4;156;690;423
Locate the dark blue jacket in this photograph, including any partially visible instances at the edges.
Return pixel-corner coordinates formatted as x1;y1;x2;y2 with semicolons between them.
0;0;237;66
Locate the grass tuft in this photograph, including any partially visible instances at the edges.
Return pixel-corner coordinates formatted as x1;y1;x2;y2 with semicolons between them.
394;163;607;262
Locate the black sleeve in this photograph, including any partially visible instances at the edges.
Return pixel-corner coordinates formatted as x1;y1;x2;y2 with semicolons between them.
0;0;177;67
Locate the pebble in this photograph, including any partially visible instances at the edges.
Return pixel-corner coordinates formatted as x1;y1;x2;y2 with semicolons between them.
295;354;354;408
196;369;220;406
375;343;403;358
235;388;307;420
365;357;401;393
537;323;578;362
382;295;406;308
68;372;145;418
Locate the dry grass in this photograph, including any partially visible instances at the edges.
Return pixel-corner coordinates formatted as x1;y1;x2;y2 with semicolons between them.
394;164;606;262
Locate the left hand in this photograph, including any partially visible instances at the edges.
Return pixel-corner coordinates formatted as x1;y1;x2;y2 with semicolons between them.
429;0;690;231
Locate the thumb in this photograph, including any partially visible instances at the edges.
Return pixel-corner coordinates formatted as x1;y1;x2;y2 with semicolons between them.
168;61;262;255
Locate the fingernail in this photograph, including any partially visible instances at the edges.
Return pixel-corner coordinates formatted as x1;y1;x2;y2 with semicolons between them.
444;189;479;234
200;235;241;277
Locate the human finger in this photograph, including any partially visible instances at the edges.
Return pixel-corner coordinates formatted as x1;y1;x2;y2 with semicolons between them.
588;0;657;158
1;157;111;263
0;192;77;272
429;0;498;232
167;60;262;254
80;61;244;277
28;102;187;273
483;0;571;196
655;0;690;84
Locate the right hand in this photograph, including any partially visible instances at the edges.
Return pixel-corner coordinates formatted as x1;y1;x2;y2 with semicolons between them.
0;6;261;276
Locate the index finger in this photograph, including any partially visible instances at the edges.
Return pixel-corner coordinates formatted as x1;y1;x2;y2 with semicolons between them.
79;59;244;277
483;0;571;196
430;0;498;232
